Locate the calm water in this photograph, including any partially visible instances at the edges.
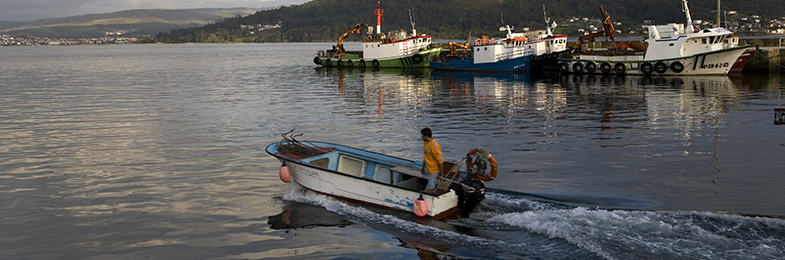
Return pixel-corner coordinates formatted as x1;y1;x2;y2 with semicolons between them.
1;43;784;259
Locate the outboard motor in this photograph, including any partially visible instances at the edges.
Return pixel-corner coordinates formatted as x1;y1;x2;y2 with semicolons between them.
452;178;485;217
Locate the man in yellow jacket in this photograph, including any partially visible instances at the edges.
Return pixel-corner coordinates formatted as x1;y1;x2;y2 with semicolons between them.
420;128;443;193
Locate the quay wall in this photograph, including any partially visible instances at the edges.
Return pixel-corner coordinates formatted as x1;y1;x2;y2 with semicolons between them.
742;47;784;74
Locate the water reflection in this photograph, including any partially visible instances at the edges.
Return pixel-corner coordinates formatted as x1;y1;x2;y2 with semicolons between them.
267;202;354;231
311;64;782;215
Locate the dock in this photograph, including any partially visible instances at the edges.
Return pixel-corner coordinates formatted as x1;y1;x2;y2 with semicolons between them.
743;46;785;74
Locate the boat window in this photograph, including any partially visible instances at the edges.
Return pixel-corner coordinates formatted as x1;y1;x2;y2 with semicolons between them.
709;36;716;44
702;38;707;44
310;158;330;168
338;155;366;177
374;165;393;184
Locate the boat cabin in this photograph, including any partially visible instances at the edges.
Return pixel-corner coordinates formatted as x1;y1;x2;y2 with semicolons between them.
644;23;734;61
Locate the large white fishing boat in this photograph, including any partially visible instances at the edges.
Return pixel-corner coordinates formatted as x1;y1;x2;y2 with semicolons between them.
556;0;749;76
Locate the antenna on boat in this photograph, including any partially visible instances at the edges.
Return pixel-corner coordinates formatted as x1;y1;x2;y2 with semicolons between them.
409;8;416;36
543;4;555;36
682;0;695;32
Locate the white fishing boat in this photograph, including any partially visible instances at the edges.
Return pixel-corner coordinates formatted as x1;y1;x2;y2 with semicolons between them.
266;132;494;219
557;0;749;76
312;1;441;69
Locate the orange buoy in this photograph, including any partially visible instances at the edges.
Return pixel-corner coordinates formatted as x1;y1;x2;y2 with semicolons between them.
413;194;428;217
467;148;498;182
279;161;291;183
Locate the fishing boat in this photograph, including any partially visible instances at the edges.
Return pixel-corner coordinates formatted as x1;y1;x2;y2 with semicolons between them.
430;6;569;72
312;2;441;69
556;0;749;76
267;131;494;219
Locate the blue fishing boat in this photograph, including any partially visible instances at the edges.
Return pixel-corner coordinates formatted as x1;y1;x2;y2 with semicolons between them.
430;22;568;72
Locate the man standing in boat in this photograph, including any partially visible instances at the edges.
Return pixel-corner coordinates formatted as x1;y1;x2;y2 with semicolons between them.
420;128;443;193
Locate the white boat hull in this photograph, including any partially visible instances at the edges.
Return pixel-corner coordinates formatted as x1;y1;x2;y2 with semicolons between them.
286;161;459;218
558;46;748;76
267;141;462;219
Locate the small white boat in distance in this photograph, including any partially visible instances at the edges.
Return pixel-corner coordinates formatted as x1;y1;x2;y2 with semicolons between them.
267;133;492;219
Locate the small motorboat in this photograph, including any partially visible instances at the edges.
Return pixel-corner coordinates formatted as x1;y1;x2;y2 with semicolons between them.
266;131;495;219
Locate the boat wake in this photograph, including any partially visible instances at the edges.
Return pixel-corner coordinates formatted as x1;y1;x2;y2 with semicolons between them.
276;184;785;260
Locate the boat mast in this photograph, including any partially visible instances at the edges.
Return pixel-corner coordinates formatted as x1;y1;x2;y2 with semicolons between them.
716;0;721;27
409;9;416;36
375;1;384;34
543;4;555;36
682;0;695;32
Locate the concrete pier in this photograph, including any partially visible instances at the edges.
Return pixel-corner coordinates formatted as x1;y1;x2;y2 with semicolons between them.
743;47;785;74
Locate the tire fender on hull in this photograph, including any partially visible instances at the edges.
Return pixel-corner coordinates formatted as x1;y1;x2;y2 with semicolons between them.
411;54;424;64
558;62;569;73
613;63;626;74
654;61;668;74
600;62;612;74
572;62;584;74
585;62;597;73
670;61;685;73
640;62;653;75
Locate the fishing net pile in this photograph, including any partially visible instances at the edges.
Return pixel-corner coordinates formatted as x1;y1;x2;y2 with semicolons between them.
276;129;331;158
277;143;326;158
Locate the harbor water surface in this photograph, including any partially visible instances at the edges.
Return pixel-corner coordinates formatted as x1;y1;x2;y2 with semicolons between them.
1;43;784;259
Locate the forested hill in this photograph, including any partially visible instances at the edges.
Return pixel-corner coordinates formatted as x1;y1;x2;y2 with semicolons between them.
155;0;785;43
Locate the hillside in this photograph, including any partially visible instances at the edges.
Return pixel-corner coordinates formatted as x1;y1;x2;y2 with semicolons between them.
0;8;259;38
154;0;785;43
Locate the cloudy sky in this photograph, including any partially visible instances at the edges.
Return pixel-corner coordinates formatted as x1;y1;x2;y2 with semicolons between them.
0;0;311;22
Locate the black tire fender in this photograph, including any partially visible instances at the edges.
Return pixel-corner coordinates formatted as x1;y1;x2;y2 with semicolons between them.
572;62;584;74
600;62;612;74
558;62;569;73
411;54;424;64
585;62;597;73
614;63;626;74
670;61;685;73
654;61;668;73
640;62;653;75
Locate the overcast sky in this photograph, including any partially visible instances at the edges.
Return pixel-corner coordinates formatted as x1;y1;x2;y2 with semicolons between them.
0;0;311;22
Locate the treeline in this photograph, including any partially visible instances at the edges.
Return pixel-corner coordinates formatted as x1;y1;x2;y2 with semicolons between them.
153;0;785;43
